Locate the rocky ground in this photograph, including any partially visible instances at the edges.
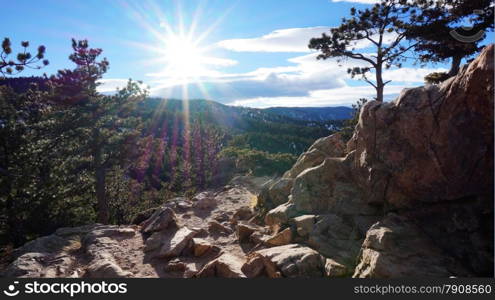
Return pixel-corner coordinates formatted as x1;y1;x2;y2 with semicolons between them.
2;176;335;278
2;45;494;278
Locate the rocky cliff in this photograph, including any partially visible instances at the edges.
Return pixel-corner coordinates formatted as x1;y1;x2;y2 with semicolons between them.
260;44;494;277
3;45;493;278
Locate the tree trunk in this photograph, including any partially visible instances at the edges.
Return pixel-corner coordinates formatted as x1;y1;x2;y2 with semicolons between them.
448;55;462;77
93;127;109;224
95;166;108;224
375;64;384;102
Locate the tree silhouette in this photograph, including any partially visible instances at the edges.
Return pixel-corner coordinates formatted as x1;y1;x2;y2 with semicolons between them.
309;0;417;102
407;0;494;77
0;38;48;77
47;39;147;224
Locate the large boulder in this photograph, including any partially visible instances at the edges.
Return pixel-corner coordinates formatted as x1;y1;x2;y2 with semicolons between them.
284;133;346;179
257;178;294;210
291;215;315;238
257;133;346;211
348;45;494;208
3;225;140;278
353;214;471;278
306;214;362;266
196;254;247;278
290;156;366;215
244;244;325;278
264;202;297;227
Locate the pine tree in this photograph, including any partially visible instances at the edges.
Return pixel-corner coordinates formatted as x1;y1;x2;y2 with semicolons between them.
45;39;147;224
309;0;417;102
0;38;48;77
407;0;494;77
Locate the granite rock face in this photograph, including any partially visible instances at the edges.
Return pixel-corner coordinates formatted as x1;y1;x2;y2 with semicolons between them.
261;45;494;277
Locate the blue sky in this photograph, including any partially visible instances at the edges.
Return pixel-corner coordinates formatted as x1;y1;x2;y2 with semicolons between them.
1;0;492;107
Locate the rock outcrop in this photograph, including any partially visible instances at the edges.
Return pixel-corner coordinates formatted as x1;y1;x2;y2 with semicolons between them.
262;44;494;277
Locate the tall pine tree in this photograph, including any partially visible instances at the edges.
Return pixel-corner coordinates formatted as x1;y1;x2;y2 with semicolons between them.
46;39;147;224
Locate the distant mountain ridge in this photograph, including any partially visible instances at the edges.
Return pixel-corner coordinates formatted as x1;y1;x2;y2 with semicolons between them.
140;98;346;155
263;106;353;121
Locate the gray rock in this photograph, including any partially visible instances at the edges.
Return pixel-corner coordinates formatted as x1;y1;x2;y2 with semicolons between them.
158;227;197;258
141;207;177;233
246;244;325;278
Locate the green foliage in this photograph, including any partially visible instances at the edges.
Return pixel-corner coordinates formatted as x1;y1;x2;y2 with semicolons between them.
424;72;450;84
44;39;147;224
406;0;494;76
220;147;296;176
0;39;148;245
0;85;95;246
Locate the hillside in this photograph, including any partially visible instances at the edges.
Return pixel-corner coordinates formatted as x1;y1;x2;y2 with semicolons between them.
4;45;492;278
263;106;353;121
139;98;344;155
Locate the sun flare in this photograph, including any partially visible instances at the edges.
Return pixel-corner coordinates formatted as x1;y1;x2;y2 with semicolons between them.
161;34;206;80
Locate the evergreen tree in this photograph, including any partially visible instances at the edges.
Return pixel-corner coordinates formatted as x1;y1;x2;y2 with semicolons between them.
45;39;147;224
407;0;494;77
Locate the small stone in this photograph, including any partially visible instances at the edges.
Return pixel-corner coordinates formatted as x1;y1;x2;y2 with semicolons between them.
292;215;315;237
159;227;197;258
265;228;292;247
192;238;218;257
164;259;187;272
141;207;177;233
236;222;258;242
324;258;348;277
192;192;216;209
241;254;265;278
143;232;162;252
208;221;232;234
196;254;246;278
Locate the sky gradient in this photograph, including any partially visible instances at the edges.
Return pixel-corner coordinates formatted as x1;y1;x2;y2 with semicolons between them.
2;0;491;107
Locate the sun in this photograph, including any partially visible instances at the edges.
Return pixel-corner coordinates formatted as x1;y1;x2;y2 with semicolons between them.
161;34;207;80
123;1;235;90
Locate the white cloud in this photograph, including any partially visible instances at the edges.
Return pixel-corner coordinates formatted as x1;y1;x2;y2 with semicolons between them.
383;67;448;83
217;27;398;53
217;27;331;53
135;25;446;107
227;84;407;108
148;52;350;101
147;49;444;106
201;57;238;67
